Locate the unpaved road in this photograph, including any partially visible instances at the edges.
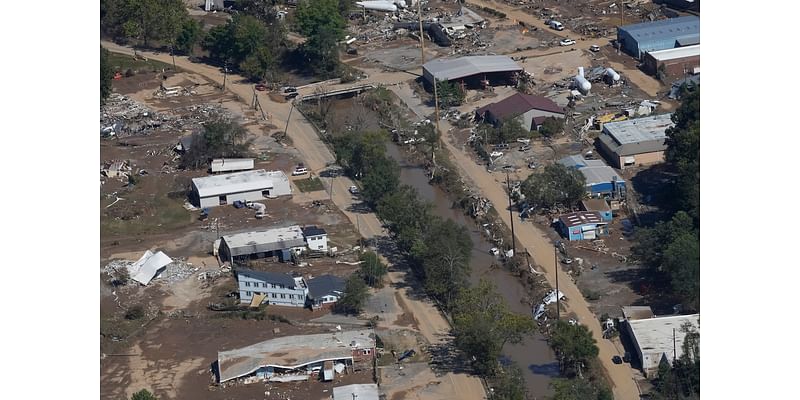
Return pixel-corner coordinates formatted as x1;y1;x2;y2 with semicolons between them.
391;83;641;400
102;41;486;400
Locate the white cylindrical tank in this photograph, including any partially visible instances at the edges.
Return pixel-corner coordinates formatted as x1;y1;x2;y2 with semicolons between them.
605;67;620;82
574;75;592;94
356;1;398;11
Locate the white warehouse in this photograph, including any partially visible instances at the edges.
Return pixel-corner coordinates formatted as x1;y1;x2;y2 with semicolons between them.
191;169;292;208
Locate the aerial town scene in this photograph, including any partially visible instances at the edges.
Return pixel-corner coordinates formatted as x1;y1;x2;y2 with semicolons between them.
100;0;700;399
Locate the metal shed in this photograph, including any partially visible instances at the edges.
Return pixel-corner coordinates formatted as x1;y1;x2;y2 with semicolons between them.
617;16;699;58
422;55;523;88
219;226;307;262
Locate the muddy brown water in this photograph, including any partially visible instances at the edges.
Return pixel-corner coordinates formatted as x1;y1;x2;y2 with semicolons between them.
384;143;557;398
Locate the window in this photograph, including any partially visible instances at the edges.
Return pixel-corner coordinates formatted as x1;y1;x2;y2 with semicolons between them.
244;282;251;287
246;291;252;297
288;294;294;299
362;349;371;355
271;293;277;298
280;294;286;299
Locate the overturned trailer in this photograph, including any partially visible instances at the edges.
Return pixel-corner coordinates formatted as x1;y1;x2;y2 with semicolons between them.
393;22;451;47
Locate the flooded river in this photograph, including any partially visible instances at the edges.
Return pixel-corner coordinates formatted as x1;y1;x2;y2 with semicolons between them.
384;143;558;398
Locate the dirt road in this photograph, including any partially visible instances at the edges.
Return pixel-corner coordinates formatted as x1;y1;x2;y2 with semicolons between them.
102;41;486;400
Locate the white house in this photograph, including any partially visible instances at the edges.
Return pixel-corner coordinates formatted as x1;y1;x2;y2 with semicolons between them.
211;158;255;173
191;169;292;208
301;226;328;252
236;268;308;307
306;275;345;309
623;312;700;377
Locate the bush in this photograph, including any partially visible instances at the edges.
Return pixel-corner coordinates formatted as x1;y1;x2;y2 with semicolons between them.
125;68;135;77
125;305;145;320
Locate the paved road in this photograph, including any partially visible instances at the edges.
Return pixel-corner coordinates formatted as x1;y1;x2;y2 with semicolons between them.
102;41;487;400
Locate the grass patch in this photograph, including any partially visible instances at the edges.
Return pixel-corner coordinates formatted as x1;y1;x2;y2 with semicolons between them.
107;52;175;74
294;177;325;192
101;188;193;237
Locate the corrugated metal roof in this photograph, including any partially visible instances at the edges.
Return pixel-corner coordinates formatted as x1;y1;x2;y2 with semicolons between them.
217;330;375;383
558;155;588;169
559;211;605;228
423;55;522;81
221;226;306;256
603;114;673;145
619;16;699;43
192;169;274;198
648;44;700;61
581;166;624;187
476;93;564;119
599;133;668;157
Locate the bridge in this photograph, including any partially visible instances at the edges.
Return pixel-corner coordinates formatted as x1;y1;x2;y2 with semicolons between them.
296;83;379;102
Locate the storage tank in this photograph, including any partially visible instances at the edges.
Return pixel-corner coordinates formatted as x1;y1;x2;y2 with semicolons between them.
605;67;620;82
356;1;398;12
574;67;592;94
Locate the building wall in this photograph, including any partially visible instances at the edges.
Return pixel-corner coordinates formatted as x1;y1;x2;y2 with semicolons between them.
619;151;665;169
269;179;292;197
238;274;308;307
588;181;626;196
198;189;266;208
643;53;700;76
306;235;328;251
619;30;682;59
523;109;564;131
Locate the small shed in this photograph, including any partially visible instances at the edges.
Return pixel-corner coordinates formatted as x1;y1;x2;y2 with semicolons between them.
211;158;255;173
581;199;613;221
558;211;608;241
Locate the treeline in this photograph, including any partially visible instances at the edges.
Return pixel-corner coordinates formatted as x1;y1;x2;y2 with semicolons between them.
631;85;700;312
331;129;535;398
101;0;356;82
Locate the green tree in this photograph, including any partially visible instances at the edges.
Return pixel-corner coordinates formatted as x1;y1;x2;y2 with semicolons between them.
359;251;387;288
180;120;252;169
174;19;204;55
489;363;528;400
436;79;466;108
294;0;346;38
538;116;563;138
521;164;586;210
477;117;529;145
101;46;114;104
131;389;157;400
452;280;536;375
551;378;612;400
202;23;236;64
361;156;400;206
651;324;700;400
302;24;341;78
665;85;700;221
549;321;599;377
377;185;434;253
335;274;370;314
240;46;275;82
115;0;188;47
201;14;285;81
332;131;388;179
417;219;473;310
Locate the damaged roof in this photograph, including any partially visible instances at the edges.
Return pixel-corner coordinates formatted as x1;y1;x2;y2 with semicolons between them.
301;225;327;237
423;55;522;82
307;275;346;299
559;211;605;228
221;226;306;256
600;114;673;156
476;93;565;120
217;330;375;383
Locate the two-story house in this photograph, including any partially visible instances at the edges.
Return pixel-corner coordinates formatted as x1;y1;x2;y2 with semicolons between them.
302;226;328;252
236;268;307;307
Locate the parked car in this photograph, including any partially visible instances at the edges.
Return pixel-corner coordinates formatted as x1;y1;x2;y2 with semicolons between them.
612;355;623;364
502;165;514;171
281;86;297;93
292;165;309;176
560;38;576;46
516;138;531;145
519;145;532;152
589;44;601;52
348;185;359;195
285;92;299;100
490;151;503;158
528;162;538;169
493;143;510;150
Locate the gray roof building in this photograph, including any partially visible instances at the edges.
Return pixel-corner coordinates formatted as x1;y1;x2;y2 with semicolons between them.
220;226;306;259
559;211;604;228
333;384;380;400
422;55;522;86
624;313;700;377
599;114;674;157
307;275;346;299
235;268;298;288
618;16;699;58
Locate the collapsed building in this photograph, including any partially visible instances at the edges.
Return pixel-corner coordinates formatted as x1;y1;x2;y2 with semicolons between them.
216;330;376;384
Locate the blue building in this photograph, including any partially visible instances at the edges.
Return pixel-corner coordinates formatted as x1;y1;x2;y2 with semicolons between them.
558;155;626;199
558;211;609;241
617;16;699;59
581;199;613;222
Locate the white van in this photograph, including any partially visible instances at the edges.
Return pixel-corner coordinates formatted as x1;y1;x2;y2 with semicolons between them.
549;21;564;31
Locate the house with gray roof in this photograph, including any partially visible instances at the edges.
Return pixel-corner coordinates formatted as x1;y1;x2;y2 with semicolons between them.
306;275;346;309
235;268;308;307
596;114;674;169
219;225;307;263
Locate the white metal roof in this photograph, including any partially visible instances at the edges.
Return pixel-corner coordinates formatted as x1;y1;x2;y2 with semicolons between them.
223;226;305;250
333;384;380;400
648;44;700;62
628;314;700;371
217;330;375;382
581;166;625;186
424;55;522;81
603;114;674;145
211;158;255;173
192;169;274;198
128;250;173;286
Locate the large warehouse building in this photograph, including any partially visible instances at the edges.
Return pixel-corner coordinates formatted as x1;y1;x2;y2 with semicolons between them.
643;44;700;77
623;312;700;377
422;55;523;89
617;16;699;59
190;169;291;208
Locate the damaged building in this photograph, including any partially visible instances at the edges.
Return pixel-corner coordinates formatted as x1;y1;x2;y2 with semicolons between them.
596;114;674;169
422;55;523;89
216;330;376;384
219;226;307;263
475;93;566;132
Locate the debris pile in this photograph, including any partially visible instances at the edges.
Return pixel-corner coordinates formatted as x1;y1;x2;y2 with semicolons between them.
101;94;235;138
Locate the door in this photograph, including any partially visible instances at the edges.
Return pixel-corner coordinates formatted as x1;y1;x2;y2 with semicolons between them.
219;195;227;205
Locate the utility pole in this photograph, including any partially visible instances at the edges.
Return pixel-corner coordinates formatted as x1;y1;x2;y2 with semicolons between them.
673;328;677;360
506;172;516;257
222;61;228;92
555;246;560;321
417;0;425;65
284;102;295;140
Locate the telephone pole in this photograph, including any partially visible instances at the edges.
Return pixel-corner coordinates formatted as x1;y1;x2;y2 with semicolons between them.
555;246;560;321
506;171;516;257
